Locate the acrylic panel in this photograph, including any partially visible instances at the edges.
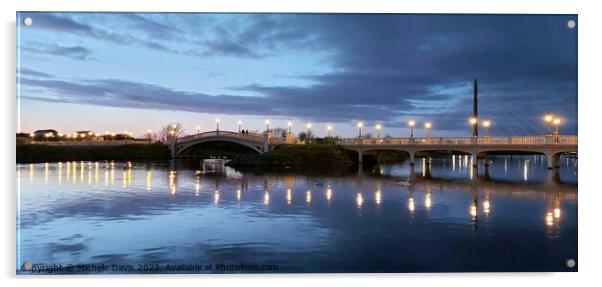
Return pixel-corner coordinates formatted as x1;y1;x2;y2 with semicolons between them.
16;12;578;274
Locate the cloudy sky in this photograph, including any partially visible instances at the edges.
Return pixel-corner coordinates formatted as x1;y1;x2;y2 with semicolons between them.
17;13;577;137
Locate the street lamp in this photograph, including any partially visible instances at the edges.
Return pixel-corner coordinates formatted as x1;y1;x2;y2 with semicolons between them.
215;118;220;131
326;125;332;138
553;118;561;135
482;120;490;136
265;119;270;133
544;114;554;135
146;129;152;142
424;122;432;137
306;123;312;134
237;120;242;132
408;120;415;138
357;122;363;138
375;124;382;138
287;121;292;134
469;117;478;136
196;125;201;134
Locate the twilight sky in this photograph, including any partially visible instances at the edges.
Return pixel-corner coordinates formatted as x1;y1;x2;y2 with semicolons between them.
16;13;577;138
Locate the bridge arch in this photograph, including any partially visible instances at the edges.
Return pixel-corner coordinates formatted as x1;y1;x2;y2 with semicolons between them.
175;138;263;157
171;131;268;158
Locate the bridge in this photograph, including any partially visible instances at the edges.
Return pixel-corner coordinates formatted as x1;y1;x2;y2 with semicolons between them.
169;131;269;157
168;131;577;169
340;135;577;169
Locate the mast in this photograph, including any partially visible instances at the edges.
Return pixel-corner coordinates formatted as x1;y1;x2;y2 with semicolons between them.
473;78;478;137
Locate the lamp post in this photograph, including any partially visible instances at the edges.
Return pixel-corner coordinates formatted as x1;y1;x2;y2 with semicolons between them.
215;118;220;131
326;125;332;138
147;129;152;143
408;120;415;138
306;123;312;134
357;122;363;138
544;114;554;135
265;119;270;133
237;120;242;133
482;120;490;136
375;124;382;138
196;125;201;134
424;122;432;138
553;118;561;135
469;117;478;136
287;121;292;134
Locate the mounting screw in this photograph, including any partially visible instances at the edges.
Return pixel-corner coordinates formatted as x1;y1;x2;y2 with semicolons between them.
21;260;32;271
567;20;576;29
566;258;576;268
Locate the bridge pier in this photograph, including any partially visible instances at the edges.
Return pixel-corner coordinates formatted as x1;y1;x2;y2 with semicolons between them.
471;152;478;167
357;150;363;164
409;152;415;166
546;152;560;169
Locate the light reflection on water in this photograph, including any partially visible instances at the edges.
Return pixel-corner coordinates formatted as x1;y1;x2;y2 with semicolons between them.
17;155;577;273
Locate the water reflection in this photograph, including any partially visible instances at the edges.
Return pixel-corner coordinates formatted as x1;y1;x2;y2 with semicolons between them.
16;155;577;273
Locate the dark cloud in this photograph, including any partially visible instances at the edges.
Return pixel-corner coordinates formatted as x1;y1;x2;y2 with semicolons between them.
18;68;54;78
23;12;177;54
22;42;94;61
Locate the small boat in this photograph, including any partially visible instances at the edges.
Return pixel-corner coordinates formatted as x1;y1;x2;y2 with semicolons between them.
396;180;411;186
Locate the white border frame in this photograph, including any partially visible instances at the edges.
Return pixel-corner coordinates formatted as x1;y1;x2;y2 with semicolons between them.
2;1;600;286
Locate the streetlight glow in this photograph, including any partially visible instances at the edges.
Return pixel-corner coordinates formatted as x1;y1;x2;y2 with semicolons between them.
375;124;382;138
544;114;553;123
357;122;363;138
482;120;491;136
424;122;432;137
553;118;561;134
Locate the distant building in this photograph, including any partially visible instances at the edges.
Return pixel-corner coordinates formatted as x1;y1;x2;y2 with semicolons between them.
34;129;58;137
113;133;134;140
33;129;58;140
75;131;96;140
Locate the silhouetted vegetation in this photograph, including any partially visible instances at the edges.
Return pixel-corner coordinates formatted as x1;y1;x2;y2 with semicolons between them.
16;143;171;163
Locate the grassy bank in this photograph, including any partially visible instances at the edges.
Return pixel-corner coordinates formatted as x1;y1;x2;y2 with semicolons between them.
16;143;171;163
226;144;355;168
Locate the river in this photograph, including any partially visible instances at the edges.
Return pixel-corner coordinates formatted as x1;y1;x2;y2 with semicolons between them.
16;155;577;273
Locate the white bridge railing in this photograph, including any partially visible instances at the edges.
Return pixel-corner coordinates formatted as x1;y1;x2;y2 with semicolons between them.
176;131;265;143
174;132;577;146
338;135;577;146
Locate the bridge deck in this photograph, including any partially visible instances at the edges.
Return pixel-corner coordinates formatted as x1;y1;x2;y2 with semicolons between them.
337;135;577;146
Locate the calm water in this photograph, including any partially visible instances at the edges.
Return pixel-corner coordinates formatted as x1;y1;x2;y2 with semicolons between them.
16;155;578;274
